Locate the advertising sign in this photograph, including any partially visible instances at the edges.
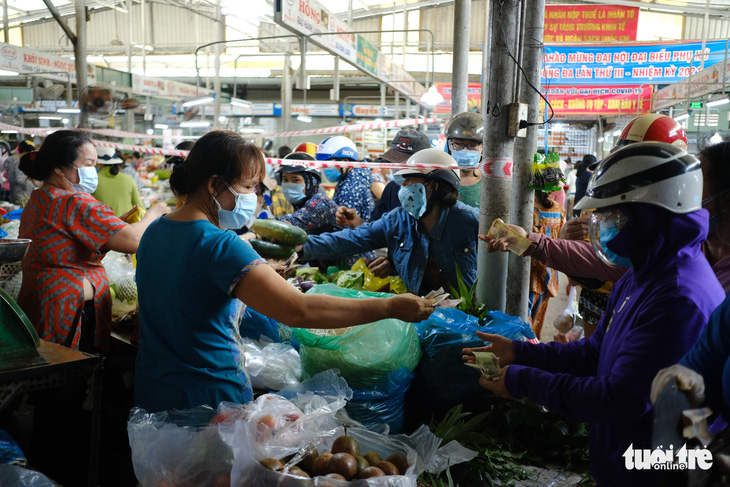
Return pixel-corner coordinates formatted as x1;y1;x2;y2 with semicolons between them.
540;84;652;115
0;42;95;84
653;55;730;110
132;74;214;98
544;5;639;43
292;103;341;117
275;0;425;100
542;40;728;85
432;82;482;113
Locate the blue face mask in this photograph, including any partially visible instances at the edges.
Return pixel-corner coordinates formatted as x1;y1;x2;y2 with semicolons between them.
595;221;632;268
281;182;307;204
213;184;258;229
451;149;481;168
72;166;99;194
323;168;341;182
398;183;428;219
385;171;395;182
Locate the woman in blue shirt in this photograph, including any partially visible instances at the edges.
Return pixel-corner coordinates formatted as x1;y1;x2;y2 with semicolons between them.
134;131;435;413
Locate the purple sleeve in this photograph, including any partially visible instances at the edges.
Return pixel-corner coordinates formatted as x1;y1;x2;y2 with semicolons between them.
505;296;707;423
511;327;603;377
524;233;627;283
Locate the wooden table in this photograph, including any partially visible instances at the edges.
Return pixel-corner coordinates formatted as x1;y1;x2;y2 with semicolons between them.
0;341;103;487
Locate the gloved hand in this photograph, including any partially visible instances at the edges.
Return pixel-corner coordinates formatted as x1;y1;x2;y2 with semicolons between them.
650;364;706;407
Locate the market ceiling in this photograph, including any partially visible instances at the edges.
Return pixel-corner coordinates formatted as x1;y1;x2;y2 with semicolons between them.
13;0;730;28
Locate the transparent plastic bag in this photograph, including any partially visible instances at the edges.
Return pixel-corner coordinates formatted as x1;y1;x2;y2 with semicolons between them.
293;284;421;389
553;286;579;334
243;336;301;391
128;405;233;487
529;152;566;193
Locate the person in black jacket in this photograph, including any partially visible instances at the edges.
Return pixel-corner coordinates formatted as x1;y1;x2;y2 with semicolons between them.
573;154;596;217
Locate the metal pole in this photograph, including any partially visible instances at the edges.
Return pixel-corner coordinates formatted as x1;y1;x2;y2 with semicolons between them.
380;82;386;112
127;0;132;73
451;0;471;115
348;0;353;25
700;0;710;71
74;0;88;128
141;0;146;75
213;0;222;129
282;52;292;138
506;0;544;320
2;0;8;43
333;56;340;101
394;91;400;120
477;0;520;312
481;1;491;113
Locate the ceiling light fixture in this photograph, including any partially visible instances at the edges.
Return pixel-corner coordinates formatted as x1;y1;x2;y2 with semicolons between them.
230;97;252;108
674;113;690;121
707;97;730;108
297;114;313;123
180;121;211;128
57;108;80;114
154;124;169;129
182;95;215;108
419;85;444;107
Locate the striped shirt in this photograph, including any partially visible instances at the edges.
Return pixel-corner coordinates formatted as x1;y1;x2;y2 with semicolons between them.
18;186;126;351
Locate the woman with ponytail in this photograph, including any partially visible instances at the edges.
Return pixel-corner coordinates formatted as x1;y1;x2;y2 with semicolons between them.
18;130;169;353
92;146;144;216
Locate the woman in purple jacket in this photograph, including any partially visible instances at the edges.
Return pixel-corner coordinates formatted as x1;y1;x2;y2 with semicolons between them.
465;142;725;485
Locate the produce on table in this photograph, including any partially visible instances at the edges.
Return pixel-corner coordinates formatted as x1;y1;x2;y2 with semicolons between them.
259;433;410;481
153;168;172;180
252;219;309;246
465;351;501;380
249;238;296;260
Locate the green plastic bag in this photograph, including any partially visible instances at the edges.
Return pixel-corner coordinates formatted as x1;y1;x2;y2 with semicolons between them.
292;284;422;389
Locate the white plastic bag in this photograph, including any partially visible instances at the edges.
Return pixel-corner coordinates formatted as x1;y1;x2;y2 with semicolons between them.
553;286;579;333
243;336;301;391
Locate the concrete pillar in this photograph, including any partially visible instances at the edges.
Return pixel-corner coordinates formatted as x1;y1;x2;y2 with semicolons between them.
451;0;471;116
213;0;223;129
3;0;8;43
74;0;88;128
506;0;545;320
282;52;292;135
476;0;521;312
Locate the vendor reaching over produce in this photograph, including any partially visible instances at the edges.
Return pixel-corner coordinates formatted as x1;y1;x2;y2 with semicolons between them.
17;130;170;353
276;151;339;235
298;149;479;295
465;142;724;485
133;130;435;413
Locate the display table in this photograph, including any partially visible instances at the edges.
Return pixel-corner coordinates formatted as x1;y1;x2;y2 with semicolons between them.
0;341;103;487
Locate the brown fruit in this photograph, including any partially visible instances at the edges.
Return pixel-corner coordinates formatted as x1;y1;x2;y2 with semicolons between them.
362;451;383;466
287;467;310;478
359;466;386;479
260;457;284;471
299;446;319;473
324;473;346;480
331;435;360;457
327;452;358;480
386;453;409;475
312;452;333;476
355;455;369;474
375;460;399;476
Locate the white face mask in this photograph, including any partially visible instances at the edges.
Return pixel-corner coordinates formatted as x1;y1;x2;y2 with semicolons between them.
71;166;99;194
213;184;258;229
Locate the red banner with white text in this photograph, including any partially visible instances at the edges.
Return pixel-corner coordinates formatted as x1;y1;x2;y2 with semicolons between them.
539;84;652;116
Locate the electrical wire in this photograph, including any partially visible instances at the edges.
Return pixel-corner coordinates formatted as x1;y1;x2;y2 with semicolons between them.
496;0;554;128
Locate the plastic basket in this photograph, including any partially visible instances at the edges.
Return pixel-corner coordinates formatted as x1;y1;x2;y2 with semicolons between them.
0;263;22;301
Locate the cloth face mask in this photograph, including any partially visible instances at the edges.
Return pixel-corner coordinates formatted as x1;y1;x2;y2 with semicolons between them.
398;183;428;219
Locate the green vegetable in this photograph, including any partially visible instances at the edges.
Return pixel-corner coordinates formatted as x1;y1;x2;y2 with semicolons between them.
249;239;296;260
251;219;308;246
153;168;172;180
329;270;364;290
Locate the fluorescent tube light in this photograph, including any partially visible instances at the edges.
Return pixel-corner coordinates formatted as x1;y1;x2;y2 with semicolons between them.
180;121;211;128
57;108;80;113
707;98;730;108
154;124;169;129
674;113;690;121
182;95;215;108
297;114;313;123
231;97;252;108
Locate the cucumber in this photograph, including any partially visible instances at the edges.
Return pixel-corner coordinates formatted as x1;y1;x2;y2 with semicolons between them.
252;219;308;246
249;238;296;260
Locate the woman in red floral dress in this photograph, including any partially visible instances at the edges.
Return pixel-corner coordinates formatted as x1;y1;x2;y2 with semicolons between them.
18;130;168;352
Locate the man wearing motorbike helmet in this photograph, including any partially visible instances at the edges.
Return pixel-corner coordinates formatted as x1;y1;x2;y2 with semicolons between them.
300;149;479;294
468;142;724;485
316;135;374;223
444;112;484;209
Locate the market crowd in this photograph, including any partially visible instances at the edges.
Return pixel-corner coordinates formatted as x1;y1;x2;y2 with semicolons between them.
7;111;730;486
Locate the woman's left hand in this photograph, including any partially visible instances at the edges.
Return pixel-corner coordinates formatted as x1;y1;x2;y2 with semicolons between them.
478;365;514;399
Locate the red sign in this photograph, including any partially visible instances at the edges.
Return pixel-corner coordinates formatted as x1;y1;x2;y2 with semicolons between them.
540;84;652;116
432;82;482;114
544;5;639;43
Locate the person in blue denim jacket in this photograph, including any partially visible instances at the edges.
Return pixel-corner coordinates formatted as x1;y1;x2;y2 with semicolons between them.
300;149;479;294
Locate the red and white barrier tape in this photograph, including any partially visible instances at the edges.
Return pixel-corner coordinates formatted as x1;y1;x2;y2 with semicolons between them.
78;127;164;140
265;157;463;172
256;118;439;138
92;140;189;157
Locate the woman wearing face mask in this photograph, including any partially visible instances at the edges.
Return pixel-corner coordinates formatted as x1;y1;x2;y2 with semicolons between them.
17;130;170;352
444;112;484;209
276;152;339;235
470;142;724;486
317;136;374;222
133;131;435;412
299;149;479;294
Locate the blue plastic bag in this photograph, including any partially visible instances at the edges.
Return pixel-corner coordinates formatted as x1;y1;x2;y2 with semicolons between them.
411;308;536;411
5;209;22;221
238;306;282;343
0;429;25;465
346;367;414;434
